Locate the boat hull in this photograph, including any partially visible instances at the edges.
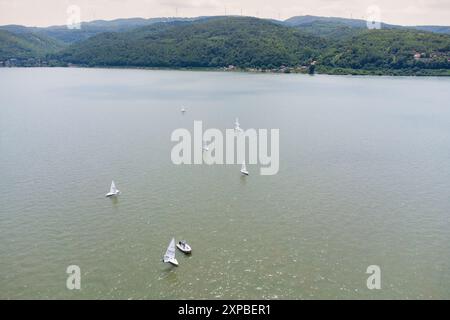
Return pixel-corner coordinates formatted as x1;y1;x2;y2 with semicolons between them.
240;170;249;175
106;191;120;197
166;258;179;266
176;244;192;254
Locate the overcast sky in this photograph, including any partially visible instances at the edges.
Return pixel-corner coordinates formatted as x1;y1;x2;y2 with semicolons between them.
1;0;449;27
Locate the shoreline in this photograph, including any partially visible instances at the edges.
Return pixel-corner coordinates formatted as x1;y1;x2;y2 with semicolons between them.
1;64;450;77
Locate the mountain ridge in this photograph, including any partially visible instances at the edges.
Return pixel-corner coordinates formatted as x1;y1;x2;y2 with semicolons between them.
1;15;449;75
1;14;449;43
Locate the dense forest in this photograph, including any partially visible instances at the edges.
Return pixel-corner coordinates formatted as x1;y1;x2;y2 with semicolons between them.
55;18;325;69
1;16;449;76
0;30;63;60
319;29;450;75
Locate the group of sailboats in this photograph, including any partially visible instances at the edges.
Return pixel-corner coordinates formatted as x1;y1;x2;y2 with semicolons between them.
104;111;248;268
162;113;247;267
198;116;249;176
104;182;191;267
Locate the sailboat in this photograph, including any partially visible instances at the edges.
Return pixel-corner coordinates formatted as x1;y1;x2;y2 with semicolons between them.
234;118;243;132
240;161;249;175
181;107;186;113
105;180;120;197
202;141;209;152
163;238;178;266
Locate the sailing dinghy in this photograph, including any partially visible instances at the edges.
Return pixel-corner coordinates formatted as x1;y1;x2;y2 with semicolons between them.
202;141;209;152
106;180;120;197
240;161;249;175
163;238;179;266
235;118;243;132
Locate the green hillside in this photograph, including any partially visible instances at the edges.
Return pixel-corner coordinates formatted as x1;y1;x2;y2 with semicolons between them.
0;17;202;44
56;17;325;68
319;29;450;75
284;15;450;35
1;16;449;75
0;29;64;60
290;20;363;40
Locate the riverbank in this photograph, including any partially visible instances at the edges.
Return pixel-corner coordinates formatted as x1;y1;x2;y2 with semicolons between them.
1;63;450;77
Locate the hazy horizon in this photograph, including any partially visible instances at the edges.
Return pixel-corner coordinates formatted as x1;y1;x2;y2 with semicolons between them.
0;0;449;28
2;13;450;29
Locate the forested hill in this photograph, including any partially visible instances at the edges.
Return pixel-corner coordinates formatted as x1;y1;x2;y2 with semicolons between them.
55;17;325;68
0;29;64;60
319;29;450;75
53;17;450;75
285;15;450;38
0;17;203;44
1;16;450;75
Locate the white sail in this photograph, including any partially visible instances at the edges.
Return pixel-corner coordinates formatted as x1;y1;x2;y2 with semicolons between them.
234;118;243;133
163;238;176;262
110;181;117;194
106;180;120;197
240;161;248;175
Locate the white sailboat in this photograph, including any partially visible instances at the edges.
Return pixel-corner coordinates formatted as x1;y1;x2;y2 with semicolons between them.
202;140;209;152
240;161;249;175
181;106;186;113
163;238;179;266
105;180;120;197
234;118;243;132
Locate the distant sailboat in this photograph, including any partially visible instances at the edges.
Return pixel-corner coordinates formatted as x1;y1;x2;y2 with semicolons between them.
235;118;242;132
202;141;209;152
181;107;186;113
240;161;249;175
163;238;178;266
106;180;120;197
